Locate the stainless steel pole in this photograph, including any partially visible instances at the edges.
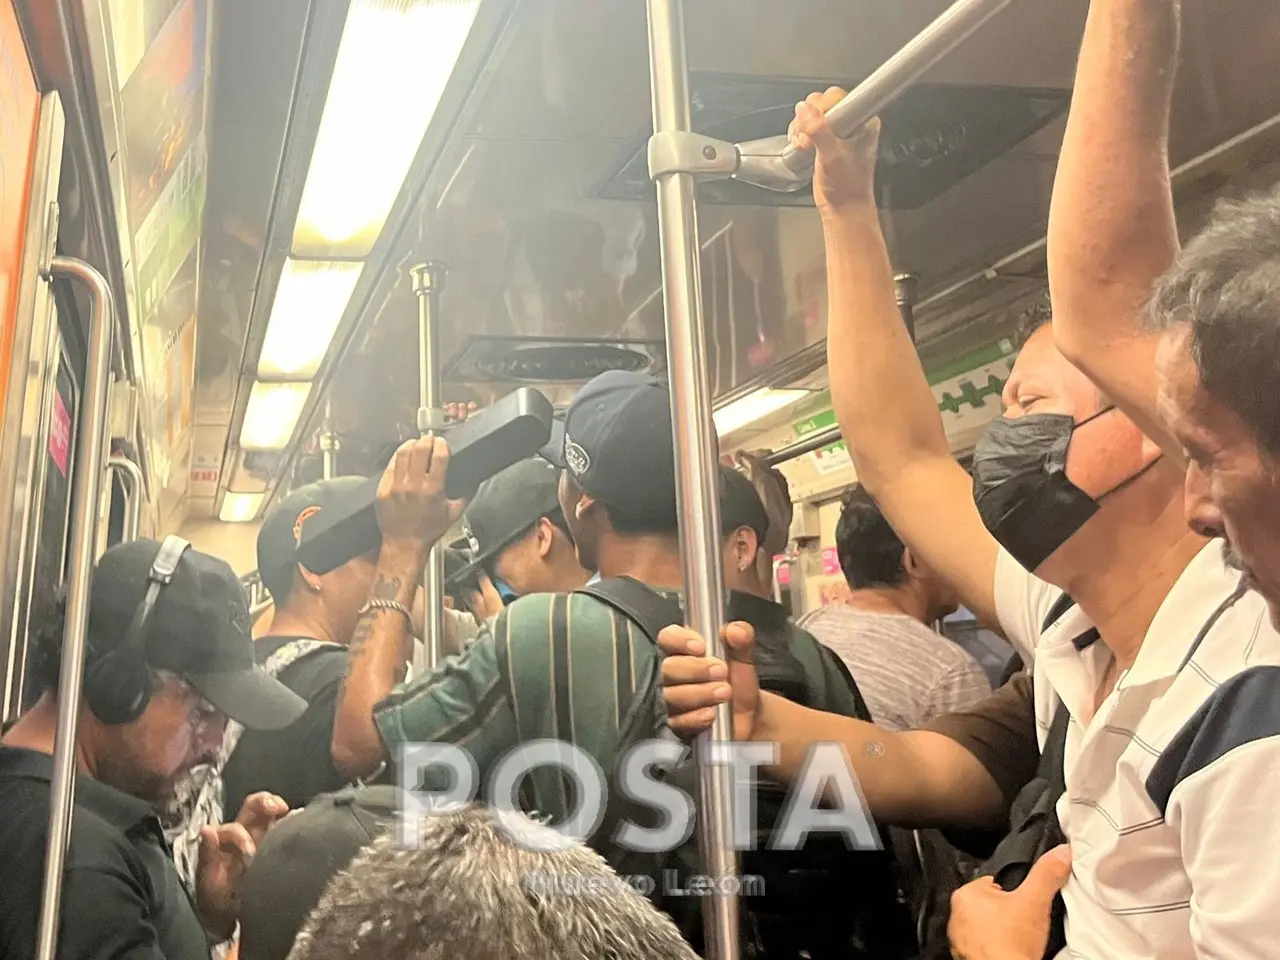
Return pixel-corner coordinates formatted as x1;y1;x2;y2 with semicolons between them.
410;263;448;676
782;0;1015;172
107;456;143;541
321;399;337;480
764;425;844;467
894;272;919;344
36;257;116;960
644;2;739;958
734;0;1016;192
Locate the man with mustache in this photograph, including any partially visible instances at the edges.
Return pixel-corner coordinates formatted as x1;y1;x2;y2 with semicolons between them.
0;539;306;958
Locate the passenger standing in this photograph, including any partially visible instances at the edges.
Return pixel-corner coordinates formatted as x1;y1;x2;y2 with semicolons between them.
0;539;304;958
798;484;990;731
331;372;864;801
330;371;898;956
219;473;457;821
448;457;588;601
660;67;1280;960
1047;0;1280;625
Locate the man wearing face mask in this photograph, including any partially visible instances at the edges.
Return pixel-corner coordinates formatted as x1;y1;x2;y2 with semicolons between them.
657;82;1275;960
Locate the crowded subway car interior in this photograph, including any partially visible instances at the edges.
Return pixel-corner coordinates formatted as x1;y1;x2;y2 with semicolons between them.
3;0;1280;958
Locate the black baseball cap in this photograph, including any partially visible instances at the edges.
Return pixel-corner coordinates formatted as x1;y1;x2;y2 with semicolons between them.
448;458;562;586
239;785;401;960
720;465;770;542
541;370;678;525
90;539;306;731
256;477;371;603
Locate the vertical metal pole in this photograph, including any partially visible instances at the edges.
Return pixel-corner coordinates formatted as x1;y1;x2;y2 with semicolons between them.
35;257;115;960
894;273;919;344
106;457;143;541
321;399;337;481
644;3;740;958
410;263;448;676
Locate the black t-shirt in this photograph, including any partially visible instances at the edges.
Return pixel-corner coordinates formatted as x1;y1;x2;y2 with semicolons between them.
220;636;350;819
0;746;211;959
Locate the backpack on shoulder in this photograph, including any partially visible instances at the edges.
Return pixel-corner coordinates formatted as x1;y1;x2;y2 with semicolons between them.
578;578;916;960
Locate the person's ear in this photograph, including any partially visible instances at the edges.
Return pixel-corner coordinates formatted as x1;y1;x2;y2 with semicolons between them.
535;517;556;559
902;546;923;581
296;563;323;595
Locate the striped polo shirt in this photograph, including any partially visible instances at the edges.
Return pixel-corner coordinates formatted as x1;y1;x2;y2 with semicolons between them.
993;542;1280;959
374;588;863;823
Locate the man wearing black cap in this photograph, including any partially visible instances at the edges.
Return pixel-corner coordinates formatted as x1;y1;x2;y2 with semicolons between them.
220;478;385;822
333;371;867;818
449;457;587;604
0;539;306;959
222;463;460;820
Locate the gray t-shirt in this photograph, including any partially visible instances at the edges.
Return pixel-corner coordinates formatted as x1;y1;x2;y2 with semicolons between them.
796;605;991;731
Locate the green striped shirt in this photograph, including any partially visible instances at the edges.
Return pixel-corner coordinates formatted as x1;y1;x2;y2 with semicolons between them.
373;589;865;821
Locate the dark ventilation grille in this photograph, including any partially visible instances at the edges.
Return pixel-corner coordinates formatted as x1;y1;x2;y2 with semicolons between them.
595;74;1069;209
443;336;666;384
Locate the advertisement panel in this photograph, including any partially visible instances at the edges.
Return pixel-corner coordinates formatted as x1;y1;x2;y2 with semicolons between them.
110;0;208;510
0;1;40;420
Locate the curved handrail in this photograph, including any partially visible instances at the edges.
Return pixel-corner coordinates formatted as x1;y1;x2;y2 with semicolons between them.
36;256;116;960
106;456;143;541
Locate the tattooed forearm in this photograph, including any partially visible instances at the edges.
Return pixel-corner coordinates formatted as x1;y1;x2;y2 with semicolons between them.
371;574;403;602
333;556;423;773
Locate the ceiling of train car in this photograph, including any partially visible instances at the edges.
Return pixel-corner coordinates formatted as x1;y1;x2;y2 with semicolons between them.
186;0;1280;518
184;0;312;518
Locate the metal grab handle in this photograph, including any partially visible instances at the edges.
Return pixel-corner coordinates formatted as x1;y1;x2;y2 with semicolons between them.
36;257;116;960
410;263;448;676
734;0;1016;192
645;2;740;958
106;456;143;542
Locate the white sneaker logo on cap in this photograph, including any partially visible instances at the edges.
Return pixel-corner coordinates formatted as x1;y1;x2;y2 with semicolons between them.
564;436;590;478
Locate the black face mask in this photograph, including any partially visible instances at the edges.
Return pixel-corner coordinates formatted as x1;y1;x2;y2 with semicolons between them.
971;409;1115;572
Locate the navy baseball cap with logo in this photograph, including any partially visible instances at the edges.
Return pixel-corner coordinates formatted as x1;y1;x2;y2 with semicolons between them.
256;477;371;604
541;370;678;526
447;458;563;586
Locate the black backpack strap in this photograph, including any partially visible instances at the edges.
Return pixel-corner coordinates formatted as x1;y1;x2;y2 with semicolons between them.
575;578;685;746
1040;701;1072;798
576;577;685;645
1041;593;1075;634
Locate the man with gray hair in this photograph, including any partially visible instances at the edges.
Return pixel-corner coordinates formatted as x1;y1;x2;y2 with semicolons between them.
239;788;698;960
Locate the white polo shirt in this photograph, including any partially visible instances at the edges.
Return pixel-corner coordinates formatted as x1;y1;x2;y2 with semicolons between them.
994;542;1280;960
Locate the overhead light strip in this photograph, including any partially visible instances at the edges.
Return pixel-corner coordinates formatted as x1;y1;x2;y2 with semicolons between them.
712;388;813;437
257;258;365;379
240;382;314;451
220;492;265;523
291;0;481;259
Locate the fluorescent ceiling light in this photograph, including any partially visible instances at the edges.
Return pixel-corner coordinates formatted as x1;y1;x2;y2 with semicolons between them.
257;259;364;378
713;388;812;437
220;492;265;523
240;382;313;451
291;0;481;257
